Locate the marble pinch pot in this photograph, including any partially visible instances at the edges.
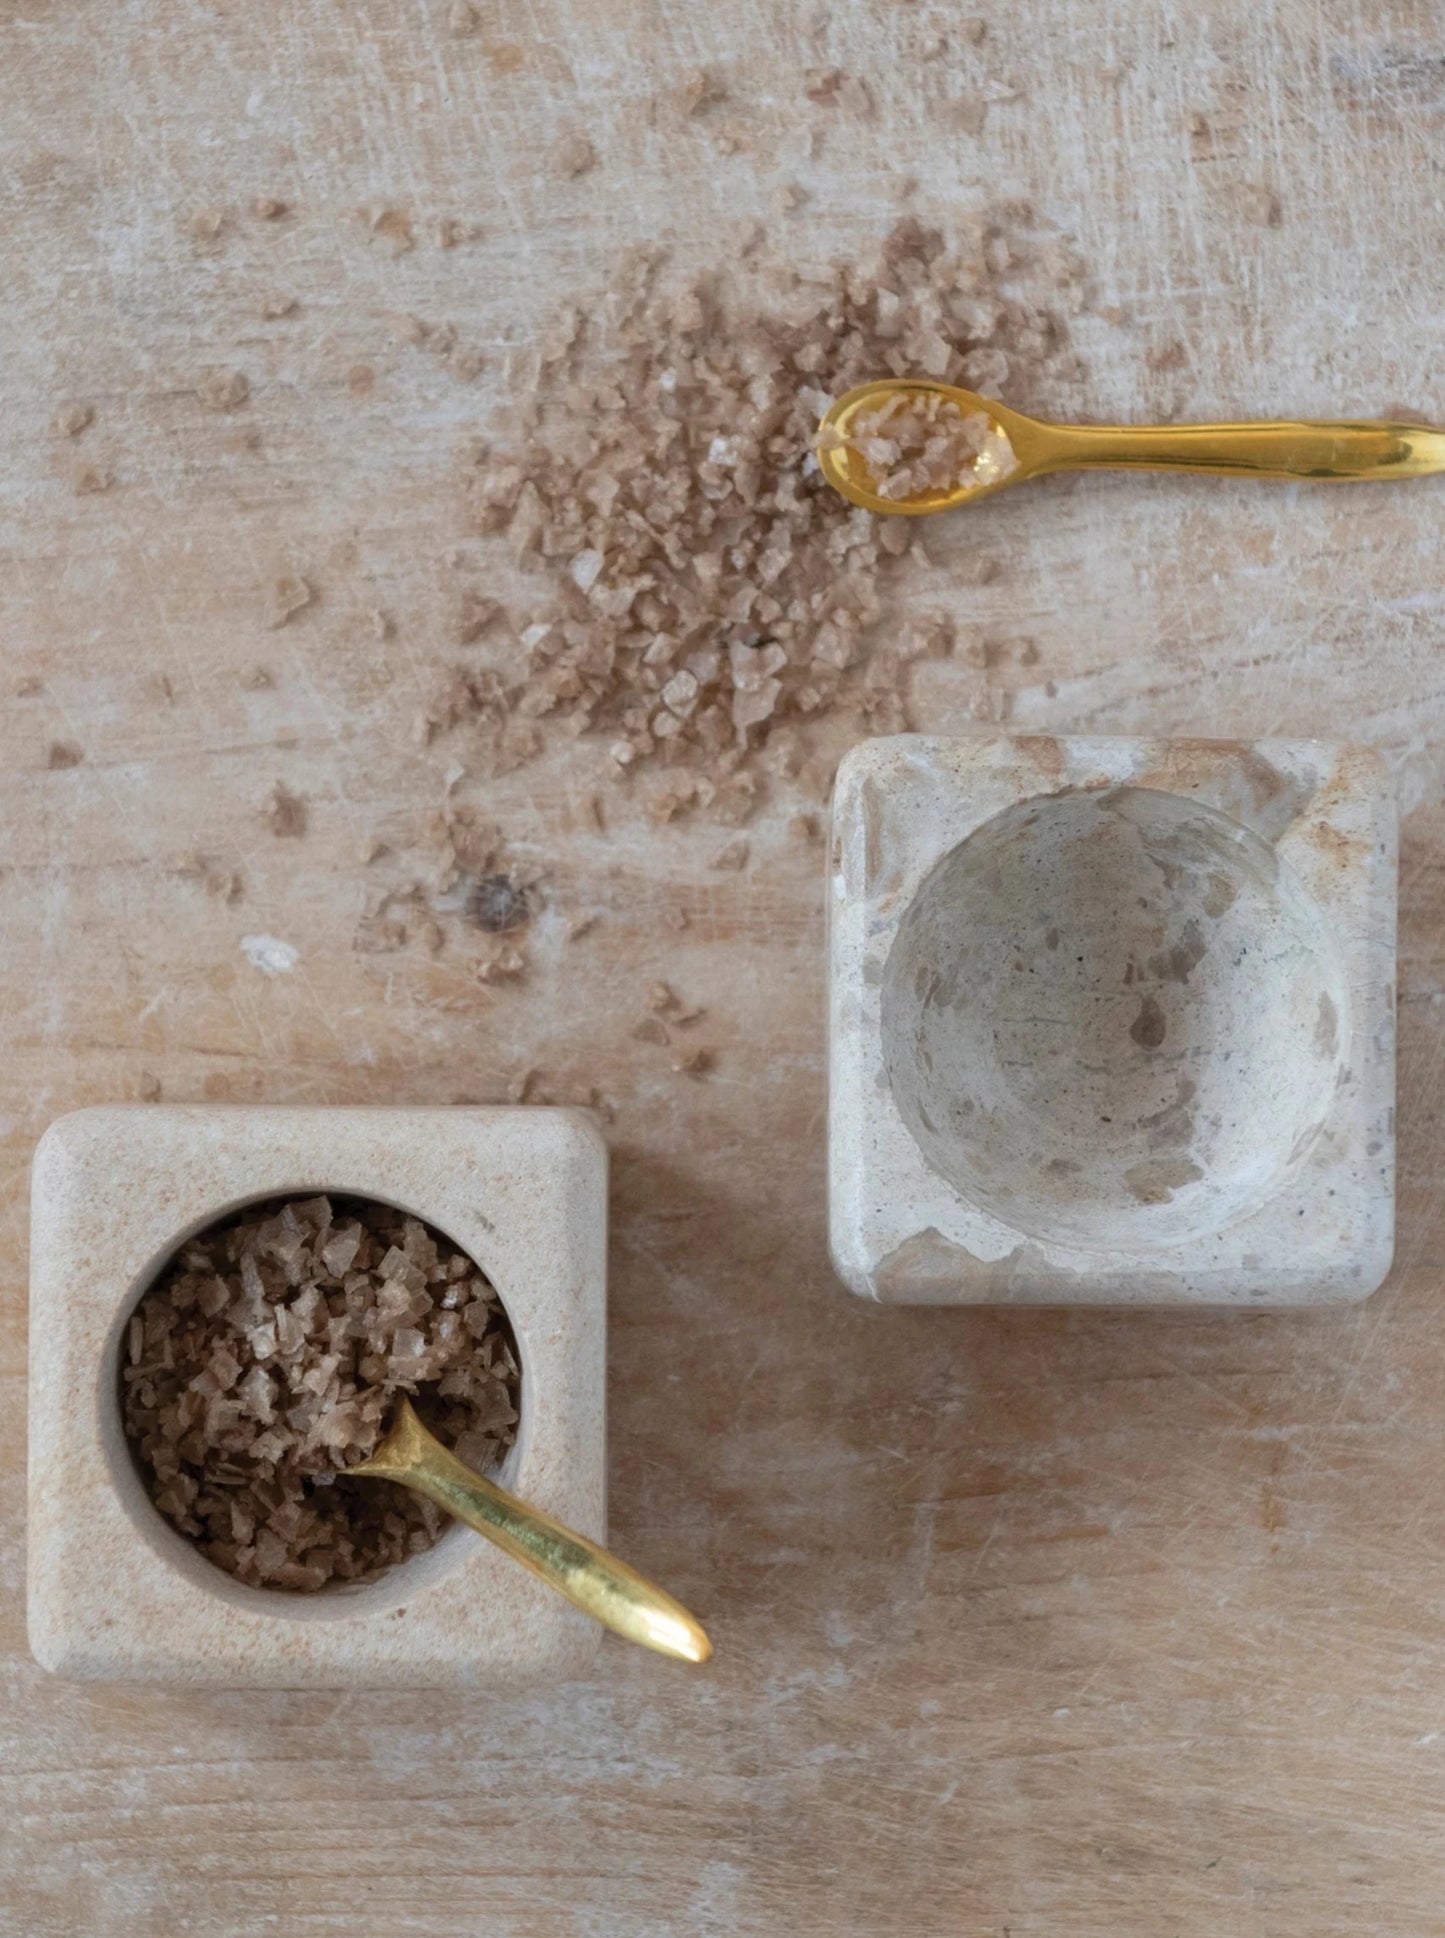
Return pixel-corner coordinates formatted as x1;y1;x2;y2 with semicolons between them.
28;1105;607;1687
828;734;1397;1307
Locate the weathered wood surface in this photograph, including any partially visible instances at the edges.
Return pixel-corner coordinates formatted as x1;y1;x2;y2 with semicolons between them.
3;3;1445;1932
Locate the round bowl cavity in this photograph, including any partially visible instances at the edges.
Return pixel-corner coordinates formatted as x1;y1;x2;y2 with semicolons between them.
880;786;1349;1250
108;1190;525;1616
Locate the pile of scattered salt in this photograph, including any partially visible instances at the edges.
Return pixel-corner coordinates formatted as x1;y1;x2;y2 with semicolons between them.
424;210;1087;797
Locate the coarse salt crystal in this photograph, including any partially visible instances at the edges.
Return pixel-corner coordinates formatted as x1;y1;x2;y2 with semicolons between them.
569;549;604;592
661;669;700;716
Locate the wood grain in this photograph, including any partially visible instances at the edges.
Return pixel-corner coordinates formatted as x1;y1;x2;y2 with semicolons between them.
4;2;1445;1932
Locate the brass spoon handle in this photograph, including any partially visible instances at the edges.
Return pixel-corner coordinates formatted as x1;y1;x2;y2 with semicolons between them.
1020;415;1445;483
350;1399;712;1665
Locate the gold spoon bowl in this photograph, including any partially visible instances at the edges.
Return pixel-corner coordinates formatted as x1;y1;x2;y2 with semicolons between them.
817;378;1445;516
350;1397;712;1665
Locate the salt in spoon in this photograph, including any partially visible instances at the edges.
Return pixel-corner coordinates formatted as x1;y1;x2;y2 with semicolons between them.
817;377;1445;515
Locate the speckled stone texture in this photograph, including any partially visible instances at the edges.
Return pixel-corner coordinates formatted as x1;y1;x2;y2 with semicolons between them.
29;1106;607;1686
830;734;1396;1306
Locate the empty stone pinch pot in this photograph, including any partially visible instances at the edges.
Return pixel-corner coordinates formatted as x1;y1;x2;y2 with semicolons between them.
829;734;1397;1306
28;1105;606;1686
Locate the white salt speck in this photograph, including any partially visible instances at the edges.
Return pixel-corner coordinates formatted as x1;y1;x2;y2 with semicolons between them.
569;549;604;592
662;669;699;716
241;934;299;975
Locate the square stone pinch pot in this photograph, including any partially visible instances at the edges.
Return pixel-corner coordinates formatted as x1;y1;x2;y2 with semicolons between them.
28;1105;607;1687
829;734;1396;1307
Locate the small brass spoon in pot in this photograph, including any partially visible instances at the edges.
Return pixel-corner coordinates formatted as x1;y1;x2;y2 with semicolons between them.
349;1397;712;1664
817;377;1445;516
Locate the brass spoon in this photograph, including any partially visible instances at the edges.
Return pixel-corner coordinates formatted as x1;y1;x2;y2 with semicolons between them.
349;1397;712;1665
817;377;1445;516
